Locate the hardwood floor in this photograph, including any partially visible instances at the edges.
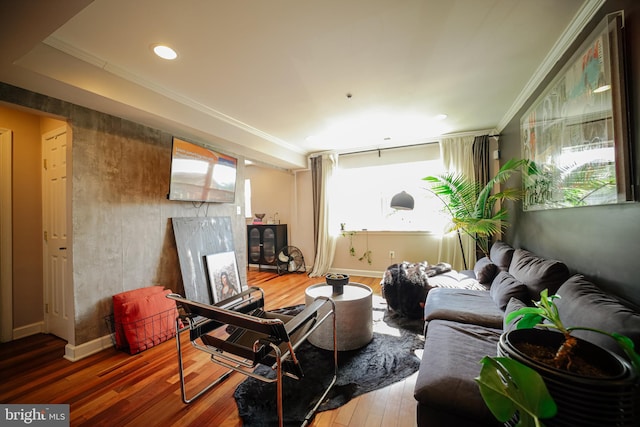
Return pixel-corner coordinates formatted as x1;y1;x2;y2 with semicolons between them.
0;269;419;427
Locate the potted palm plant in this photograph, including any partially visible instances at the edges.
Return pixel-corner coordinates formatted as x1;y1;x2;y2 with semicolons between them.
477;290;640;426
422;158;533;268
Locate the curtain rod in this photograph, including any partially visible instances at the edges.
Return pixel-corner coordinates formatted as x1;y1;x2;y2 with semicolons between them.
339;140;439;157
339;134;501;158
308;131;500;159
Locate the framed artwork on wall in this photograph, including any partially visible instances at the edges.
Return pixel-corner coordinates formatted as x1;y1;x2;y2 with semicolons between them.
521;11;633;211
205;251;243;303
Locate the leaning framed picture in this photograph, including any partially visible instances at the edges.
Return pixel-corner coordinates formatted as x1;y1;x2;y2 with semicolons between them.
520;11;632;211
205;251;243;303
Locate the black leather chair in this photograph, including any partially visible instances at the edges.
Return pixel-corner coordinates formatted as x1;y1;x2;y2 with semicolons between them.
167;287;337;427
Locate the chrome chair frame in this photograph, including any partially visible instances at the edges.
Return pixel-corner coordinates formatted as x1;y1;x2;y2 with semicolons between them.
167;287;337;427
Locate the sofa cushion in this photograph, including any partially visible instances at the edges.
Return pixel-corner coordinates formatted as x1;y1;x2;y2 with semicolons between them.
489;271;529;310
424;288;504;329
415;319;502;426
555;275;640;357
489;241;515;271
508;249;570;300
474;257;498;285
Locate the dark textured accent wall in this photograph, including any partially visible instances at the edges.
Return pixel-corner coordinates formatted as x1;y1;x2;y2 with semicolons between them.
0;83;247;346
501;0;640;308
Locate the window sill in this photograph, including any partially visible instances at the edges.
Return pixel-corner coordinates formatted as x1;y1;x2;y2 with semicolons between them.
340;229;441;236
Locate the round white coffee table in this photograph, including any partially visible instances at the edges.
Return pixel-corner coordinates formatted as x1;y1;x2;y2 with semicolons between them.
304;282;373;351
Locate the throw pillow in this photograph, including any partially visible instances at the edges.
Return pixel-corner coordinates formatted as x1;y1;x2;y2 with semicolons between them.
113;286;165;349
474;257;498;285
490;271;529;311
508;249;570;300
503;297;529;332
555;275;640;357
489;241;515;271
121;289;180;354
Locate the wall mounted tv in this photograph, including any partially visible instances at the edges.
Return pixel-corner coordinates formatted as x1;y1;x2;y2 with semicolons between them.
168;137;237;203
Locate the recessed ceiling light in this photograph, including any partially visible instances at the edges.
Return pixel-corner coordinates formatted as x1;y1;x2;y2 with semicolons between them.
434;114;448;121
152;44;178;60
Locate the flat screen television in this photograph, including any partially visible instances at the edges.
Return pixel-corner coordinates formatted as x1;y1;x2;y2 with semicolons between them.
168;137;237;203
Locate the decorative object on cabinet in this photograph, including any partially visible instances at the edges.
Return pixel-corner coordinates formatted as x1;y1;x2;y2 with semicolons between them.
247;224;288;270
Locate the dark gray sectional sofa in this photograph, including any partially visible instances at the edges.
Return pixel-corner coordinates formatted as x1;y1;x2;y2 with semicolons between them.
413;241;640;426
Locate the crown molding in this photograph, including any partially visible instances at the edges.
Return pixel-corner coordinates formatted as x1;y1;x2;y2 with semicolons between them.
497;0;606;131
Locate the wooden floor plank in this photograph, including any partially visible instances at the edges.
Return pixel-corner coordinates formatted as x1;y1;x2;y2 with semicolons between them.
0;268;417;426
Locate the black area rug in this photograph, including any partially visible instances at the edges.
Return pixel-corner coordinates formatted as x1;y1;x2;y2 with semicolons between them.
233;297;424;426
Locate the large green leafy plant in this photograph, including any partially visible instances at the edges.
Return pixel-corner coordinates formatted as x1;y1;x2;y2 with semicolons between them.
423;158;532;266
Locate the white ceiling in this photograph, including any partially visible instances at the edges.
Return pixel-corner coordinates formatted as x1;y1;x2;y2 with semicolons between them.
1;0;601;169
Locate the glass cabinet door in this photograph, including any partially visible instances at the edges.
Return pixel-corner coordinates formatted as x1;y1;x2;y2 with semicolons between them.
249;227;261;263
262;228;276;264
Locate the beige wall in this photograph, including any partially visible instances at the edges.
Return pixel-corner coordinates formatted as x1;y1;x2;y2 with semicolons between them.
245;164;294;226
245;164;319;273
0;105;46;329
332;231;442;275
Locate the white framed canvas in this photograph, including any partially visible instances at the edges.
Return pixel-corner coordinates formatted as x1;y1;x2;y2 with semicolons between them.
520;12;632;210
205;251;243;303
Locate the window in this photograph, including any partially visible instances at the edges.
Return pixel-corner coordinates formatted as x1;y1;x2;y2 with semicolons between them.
244;179;252;219
332;143;448;232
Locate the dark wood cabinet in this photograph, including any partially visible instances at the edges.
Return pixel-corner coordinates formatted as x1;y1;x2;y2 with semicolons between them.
247;224;287;270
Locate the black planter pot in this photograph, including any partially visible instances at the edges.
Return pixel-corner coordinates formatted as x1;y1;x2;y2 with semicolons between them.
325;273;349;295
499;329;639;427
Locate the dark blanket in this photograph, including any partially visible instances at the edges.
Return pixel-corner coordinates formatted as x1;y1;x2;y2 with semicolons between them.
381;261;452;319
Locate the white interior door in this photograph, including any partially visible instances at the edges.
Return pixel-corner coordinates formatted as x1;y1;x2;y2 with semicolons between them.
43;126;72;341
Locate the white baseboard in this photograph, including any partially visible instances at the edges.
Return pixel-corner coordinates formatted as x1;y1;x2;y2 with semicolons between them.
13;321;44;340
64;335;113;362
11;324;114;362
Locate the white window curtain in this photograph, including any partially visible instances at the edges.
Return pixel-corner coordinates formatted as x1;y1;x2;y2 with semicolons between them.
438;136;477;271
309;153;339;277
